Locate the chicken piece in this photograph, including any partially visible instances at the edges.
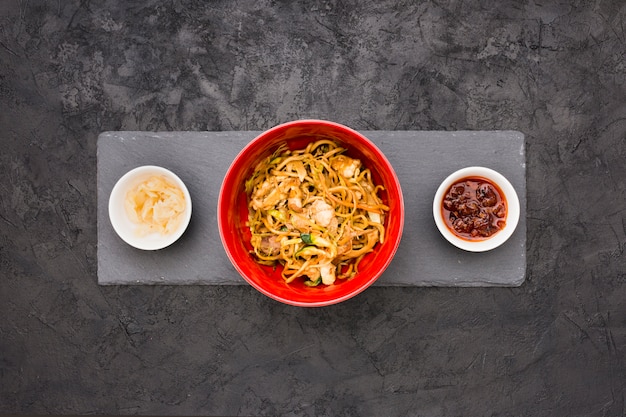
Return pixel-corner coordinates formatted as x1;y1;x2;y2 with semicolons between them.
331;156;361;178
302;266;321;281
279;178;303;212
288;193;303;212
308;199;335;227
251;179;285;210
320;263;336;285
250;180;272;210
290;213;311;231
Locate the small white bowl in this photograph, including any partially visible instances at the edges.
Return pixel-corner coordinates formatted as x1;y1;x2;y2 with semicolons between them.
108;165;192;250
433;166;520;252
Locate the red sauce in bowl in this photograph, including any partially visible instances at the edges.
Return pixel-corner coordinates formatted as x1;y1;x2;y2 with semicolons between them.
441;176;507;241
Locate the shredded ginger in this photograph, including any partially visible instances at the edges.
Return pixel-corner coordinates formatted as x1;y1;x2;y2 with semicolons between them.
125;175;186;236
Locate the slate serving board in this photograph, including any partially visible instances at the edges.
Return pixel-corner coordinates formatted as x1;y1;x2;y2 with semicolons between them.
97;130;526;287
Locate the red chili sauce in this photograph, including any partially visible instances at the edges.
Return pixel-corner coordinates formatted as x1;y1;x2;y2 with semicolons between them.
442;177;507;241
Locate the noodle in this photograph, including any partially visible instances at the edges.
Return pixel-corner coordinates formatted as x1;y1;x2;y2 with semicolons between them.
245;140;389;286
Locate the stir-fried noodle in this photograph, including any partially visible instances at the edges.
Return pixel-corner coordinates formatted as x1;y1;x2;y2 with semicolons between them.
245;139;389;286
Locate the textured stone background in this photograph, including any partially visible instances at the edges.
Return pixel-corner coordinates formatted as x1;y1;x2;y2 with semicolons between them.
1;0;625;415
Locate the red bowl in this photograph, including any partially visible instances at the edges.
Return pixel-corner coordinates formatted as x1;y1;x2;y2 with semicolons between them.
218;120;404;307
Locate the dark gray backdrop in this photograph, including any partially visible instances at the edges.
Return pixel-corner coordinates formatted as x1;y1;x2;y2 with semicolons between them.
1;1;625;416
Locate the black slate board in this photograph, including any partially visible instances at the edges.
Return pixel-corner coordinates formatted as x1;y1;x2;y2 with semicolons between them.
97;130;526;286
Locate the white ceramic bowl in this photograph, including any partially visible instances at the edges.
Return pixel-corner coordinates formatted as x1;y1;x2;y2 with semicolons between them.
433;166;520;252
108;165;192;250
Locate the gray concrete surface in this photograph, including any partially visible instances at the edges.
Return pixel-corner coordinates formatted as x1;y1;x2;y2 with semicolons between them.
1;1;625;415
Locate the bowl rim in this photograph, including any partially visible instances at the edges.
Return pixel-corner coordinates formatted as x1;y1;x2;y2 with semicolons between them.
217;119;405;307
108;165;192;251
432;166;520;252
